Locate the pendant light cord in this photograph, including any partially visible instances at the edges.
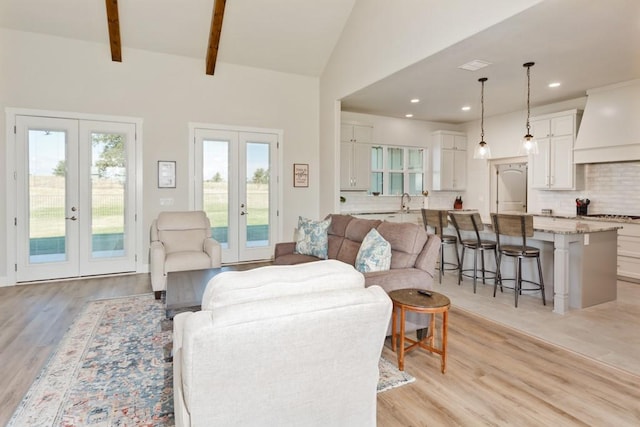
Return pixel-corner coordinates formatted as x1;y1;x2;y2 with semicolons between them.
524;62;535;136
479;77;487;142
481;79;485;140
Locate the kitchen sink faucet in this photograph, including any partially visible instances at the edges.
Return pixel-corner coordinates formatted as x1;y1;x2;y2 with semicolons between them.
401;193;411;212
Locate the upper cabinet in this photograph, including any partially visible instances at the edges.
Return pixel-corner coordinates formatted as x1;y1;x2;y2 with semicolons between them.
432;130;467;191
340;123;373;191
529;109;583;190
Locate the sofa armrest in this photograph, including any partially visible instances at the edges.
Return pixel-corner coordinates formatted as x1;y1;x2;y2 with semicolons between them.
414;234;441;278
203;238;222;268
149;240;166;289
274;241;296;258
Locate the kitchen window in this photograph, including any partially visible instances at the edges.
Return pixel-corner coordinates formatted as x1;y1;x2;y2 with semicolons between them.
370;145;424;196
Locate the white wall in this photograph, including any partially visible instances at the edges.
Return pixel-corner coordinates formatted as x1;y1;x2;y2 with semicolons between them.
319;0;543;216
0;29;319;280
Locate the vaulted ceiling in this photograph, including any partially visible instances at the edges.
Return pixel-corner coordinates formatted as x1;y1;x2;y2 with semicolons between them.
0;0;356;76
1;0;639;124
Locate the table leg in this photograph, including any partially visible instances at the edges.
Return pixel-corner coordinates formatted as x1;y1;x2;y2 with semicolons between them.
391;305;397;352
441;309;449;373
398;307;406;371
428;312;436;347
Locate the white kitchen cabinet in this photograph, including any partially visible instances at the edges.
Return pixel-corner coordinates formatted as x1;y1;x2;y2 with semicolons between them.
617;222;640;282
340;124;373;191
529;110;582;190
432;130;467;191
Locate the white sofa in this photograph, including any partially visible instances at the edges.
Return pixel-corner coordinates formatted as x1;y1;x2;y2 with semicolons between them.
172;260;392;427
149;211;221;299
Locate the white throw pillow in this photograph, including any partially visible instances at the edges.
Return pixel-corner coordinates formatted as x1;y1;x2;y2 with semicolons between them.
355;228;391;273
295;216;331;259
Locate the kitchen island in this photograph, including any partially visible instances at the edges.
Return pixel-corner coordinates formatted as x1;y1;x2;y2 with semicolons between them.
530;217;620;314
348;210;620;314
449;215;620;314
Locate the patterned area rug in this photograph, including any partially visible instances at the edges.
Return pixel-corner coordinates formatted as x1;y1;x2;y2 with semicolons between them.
8;294;413;426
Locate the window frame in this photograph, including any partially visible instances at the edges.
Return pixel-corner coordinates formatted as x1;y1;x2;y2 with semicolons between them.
370;144;425;196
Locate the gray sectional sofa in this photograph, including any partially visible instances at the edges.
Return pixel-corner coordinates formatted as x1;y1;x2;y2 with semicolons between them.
274;214;442;333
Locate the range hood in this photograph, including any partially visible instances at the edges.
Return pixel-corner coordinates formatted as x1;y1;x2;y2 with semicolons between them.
574;79;640;164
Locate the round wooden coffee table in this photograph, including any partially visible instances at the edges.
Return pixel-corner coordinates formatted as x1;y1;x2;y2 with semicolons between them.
389;288;451;373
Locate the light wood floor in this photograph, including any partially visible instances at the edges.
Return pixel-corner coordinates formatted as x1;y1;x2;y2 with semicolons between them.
1;272;639;426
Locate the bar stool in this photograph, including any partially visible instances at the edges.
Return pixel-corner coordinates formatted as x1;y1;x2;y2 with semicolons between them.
421;209;460;283
491;213;546;307
449;212;498;293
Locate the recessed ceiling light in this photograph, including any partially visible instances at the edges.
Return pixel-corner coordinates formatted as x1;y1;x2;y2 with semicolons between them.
458;60;492;71
548;82;561;88
410;98;420;103
405;114;414;118
461;106;471;111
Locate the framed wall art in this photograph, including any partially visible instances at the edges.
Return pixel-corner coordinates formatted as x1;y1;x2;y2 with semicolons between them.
293;163;309;187
158;161;176;188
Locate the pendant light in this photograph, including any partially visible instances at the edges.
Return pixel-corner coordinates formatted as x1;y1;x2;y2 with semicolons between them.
520;61;538;155
473;77;491;159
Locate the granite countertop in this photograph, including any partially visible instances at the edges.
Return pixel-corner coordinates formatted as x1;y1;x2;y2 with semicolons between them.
532;221;621;235
340;209;421;215
535;213;640;224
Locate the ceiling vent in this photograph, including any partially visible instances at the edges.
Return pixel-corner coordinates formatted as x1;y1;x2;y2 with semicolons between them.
458;60;492;71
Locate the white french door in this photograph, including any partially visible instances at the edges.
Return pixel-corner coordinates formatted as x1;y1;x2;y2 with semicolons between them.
14;115;137;282
193;127;279;264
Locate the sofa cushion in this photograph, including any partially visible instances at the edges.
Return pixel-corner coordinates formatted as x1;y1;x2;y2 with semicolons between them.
165;251;213;272
376;221;428;269
355;228;391;273
202;260;365;310
326;214;353;237
336;217;380;265
159;229;207;254
295;217;331;259
326;214;353;259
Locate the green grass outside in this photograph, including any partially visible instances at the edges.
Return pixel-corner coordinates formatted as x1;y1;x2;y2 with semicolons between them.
29;178;270;239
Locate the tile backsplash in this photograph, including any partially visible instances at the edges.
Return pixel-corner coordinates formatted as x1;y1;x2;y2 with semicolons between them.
531;161;640;216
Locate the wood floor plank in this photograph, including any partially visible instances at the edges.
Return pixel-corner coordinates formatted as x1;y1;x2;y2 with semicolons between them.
0;272;639;426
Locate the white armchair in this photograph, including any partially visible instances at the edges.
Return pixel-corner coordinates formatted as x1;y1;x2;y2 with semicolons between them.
149;211;221;299
172;260;392;427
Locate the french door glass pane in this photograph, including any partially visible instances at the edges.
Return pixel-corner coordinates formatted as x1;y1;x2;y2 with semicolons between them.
246;142;269;247
29;130;67;263
409;173;424;195
388;147;403;170
203;139;230;248
90;132;126;258
389;172;404;195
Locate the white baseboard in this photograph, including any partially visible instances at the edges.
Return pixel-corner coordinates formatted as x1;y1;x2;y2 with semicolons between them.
0;276;14;287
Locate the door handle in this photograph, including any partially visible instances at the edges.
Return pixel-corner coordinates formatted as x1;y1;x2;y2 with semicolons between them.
65;216;77;221
240;211;248;216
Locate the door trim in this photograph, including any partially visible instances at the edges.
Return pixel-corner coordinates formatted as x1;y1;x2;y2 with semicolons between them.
188;123;284;259
5;108;144;286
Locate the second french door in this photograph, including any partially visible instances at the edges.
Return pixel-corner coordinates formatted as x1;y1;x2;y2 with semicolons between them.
193;127;279;264
14;115;137;282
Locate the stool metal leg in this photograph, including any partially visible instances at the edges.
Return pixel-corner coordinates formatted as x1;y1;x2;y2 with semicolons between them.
537;256;546;305
458;247;466;285
472;246;478;293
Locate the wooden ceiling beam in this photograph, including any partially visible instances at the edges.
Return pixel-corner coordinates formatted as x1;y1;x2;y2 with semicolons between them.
105;0;122;62
206;0;226;75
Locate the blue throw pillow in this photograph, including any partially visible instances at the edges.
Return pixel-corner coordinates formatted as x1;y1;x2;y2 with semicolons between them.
295;216;331;259
355;228;391;273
